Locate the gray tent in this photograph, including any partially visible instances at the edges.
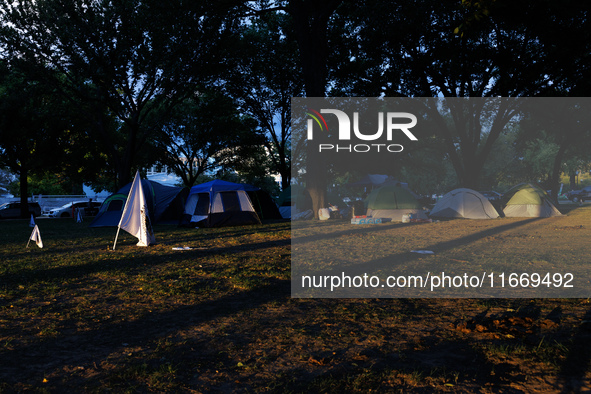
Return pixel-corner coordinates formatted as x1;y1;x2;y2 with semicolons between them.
430;188;499;219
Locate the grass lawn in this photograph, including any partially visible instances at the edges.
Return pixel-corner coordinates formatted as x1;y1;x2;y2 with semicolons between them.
1;207;591;392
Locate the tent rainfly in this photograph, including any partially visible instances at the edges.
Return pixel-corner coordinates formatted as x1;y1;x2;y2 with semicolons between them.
365;185;427;221
501;183;562;218
181;180;281;227
430;188;500;219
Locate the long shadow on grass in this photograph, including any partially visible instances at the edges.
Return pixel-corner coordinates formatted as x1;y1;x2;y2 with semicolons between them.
293;217;541;247
292;220;410;243
0;238;290;287
159;222;291;243
0;277;291;390
0;222;291;390
293;218;544;297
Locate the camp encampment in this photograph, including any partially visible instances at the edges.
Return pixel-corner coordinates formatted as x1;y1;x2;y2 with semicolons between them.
181;180;281;227
89;180;188;227
430;188;500;219
501;183;562;218
365;184;427;221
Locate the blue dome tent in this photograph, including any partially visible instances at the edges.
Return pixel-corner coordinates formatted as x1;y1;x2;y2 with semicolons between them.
181;180;281;228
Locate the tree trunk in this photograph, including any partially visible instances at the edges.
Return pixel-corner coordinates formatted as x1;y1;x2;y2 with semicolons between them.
289;0;341;218
461;151;488;190
280;169;291;190
569;171;576;190
117;120;140;189
550;143;567;205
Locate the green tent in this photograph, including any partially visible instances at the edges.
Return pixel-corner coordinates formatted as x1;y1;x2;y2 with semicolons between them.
502;183;562;218
365;185;427;221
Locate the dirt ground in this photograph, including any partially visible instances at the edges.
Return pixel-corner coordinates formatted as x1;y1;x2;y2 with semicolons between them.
1;208;591;392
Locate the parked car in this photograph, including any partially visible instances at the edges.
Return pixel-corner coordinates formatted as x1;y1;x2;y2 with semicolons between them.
566;185;591;203
48;201;102;218
479;191;503;201
0;202;42;219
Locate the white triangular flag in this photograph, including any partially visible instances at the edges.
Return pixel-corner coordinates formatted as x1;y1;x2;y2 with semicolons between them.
29;214;35;227
27;225;43;248
113;171;155;249
76;209;83;223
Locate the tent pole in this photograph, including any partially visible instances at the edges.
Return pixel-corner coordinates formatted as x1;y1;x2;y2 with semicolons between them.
113;226;121;250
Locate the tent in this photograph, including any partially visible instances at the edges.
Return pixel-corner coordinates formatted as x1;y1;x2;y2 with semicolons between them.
365;185;427;221
276;185;312;219
429;188;499;219
182;180;281;227
501;183;562;218
113;171;156;248
246;188;283;222
89;180;188;227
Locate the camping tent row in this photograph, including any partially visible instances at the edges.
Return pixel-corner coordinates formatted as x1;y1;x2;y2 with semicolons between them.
90;179;282;228
279;184;426;221
352;182;560;221
427;183;561;219
91;179;561;228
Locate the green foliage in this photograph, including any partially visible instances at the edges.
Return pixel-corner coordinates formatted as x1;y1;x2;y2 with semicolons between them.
9;173;82;196
151;91;264;188
0;0;232;188
2;0;591;201
325;0;591;194
224;10;303;189
522;139;560;181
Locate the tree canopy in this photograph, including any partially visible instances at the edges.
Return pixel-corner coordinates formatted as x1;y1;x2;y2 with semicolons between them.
1;0;590;209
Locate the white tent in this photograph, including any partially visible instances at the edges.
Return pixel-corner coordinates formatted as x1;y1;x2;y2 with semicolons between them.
430;188;499;219
113;171;156;249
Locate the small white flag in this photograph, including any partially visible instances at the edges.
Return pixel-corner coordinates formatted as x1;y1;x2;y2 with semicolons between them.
27;225;43;248
29;214;35;228
76;209;83;223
